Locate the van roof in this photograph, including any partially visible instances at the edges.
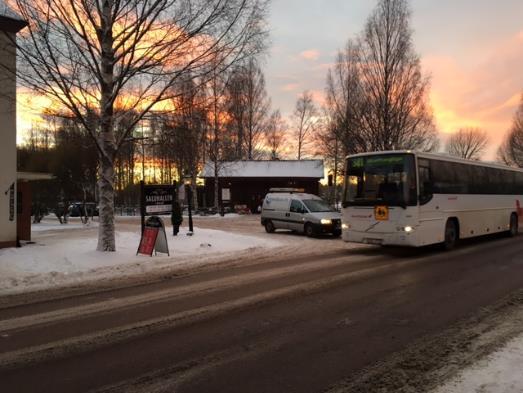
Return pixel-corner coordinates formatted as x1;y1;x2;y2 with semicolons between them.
268;187;305;193
266;192;320;199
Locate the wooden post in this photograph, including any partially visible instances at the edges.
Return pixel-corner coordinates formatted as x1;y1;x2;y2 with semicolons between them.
140;180;145;235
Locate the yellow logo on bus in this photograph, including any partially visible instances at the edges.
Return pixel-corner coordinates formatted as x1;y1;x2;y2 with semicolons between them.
374;205;389;221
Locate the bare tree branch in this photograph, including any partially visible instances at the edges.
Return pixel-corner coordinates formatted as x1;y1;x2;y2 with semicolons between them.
498;94;523;167
446;127;489;160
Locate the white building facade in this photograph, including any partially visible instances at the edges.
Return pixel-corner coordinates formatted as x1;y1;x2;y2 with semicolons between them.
0;2;27;248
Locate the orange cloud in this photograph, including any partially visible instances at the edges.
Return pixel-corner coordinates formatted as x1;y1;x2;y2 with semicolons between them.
299;49;320;61
422;29;523;157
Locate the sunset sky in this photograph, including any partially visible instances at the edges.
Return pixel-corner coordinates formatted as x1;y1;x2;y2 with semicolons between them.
16;0;523;160
265;0;523;159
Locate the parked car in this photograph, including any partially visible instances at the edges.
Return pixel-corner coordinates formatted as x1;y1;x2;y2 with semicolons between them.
261;189;342;237
68;202;99;217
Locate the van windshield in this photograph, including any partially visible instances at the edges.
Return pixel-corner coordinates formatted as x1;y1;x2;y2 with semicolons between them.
302;199;335;212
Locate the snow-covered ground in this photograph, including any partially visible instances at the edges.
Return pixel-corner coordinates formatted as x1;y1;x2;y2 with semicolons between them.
0;216;282;296
433;334;523;393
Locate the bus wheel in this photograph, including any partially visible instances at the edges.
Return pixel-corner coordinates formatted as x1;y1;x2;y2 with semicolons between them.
265;220;275;233
508;213;518;237
443;219;458;250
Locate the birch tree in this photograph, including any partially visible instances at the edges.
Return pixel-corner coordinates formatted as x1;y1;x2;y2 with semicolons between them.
293;91;317;160
226;59;270;159
319;39;363;187
206;58;237;209
9;0;269;251
324;39;366;155
265;109;286;159
358;0;438;151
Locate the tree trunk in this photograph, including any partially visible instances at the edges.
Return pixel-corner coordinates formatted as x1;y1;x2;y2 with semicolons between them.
97;0;116;251
214;161;219;209
97;153;116;251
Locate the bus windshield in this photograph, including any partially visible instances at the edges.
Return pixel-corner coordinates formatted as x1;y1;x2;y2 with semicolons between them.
344;154;417;208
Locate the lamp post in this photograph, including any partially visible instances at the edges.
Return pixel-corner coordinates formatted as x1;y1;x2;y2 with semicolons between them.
184;176;194;235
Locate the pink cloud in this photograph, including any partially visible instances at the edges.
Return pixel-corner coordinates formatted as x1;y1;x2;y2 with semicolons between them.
308;89;326;107
282;83;300;92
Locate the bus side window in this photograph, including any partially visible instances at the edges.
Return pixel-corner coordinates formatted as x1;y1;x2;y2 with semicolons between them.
419;162;433;205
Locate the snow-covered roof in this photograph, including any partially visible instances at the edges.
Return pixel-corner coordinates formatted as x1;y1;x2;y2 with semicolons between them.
200;160;324;179
0;0;27;33
0;0;23;21
17;171;54;181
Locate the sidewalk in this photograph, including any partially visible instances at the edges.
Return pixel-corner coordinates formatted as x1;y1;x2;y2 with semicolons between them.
0;216;282;296
433;334;523;393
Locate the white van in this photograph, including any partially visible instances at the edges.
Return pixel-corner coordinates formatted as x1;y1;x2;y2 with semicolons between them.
261;189;342;237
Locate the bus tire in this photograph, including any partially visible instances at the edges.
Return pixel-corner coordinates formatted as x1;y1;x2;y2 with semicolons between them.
508;213;518;237
443;219;458;251
265;220;275;233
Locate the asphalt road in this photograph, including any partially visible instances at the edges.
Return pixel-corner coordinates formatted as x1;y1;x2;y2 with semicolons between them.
1;234;523;393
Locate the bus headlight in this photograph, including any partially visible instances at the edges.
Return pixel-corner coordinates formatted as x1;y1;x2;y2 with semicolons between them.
321;219;332;225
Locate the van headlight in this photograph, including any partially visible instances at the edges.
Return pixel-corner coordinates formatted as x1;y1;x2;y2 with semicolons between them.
397;226;414;233
321;219;332;225
342;223;349;230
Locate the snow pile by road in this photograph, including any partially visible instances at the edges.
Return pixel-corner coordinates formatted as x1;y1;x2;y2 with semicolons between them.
0;218;281;295
433;334;523;393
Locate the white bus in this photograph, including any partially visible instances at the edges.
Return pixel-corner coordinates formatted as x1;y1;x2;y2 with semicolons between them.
342;151;523;249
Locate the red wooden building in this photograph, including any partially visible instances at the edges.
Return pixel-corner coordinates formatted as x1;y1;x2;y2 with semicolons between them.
199;160;324;213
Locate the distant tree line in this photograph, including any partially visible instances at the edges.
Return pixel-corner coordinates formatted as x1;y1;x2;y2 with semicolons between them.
18;57;291;211
499;94;523;166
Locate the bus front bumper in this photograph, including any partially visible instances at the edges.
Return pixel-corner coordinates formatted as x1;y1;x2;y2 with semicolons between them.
343;230;419;247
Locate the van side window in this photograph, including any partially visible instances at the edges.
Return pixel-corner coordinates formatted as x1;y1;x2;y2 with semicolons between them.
290;200;304;213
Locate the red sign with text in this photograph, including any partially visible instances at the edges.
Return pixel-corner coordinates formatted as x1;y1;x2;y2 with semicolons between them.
137;227;159;256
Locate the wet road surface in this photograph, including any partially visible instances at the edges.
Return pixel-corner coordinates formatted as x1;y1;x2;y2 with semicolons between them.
1;234;523;392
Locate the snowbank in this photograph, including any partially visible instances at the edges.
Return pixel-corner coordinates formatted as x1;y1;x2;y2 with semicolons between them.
433;334;523;393
0;217;281;296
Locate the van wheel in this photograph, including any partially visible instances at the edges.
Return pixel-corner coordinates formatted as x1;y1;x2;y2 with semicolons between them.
304;223;315;237
332;230;342;238
508;213;518;237
264;220;275;233
443;219;458;250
